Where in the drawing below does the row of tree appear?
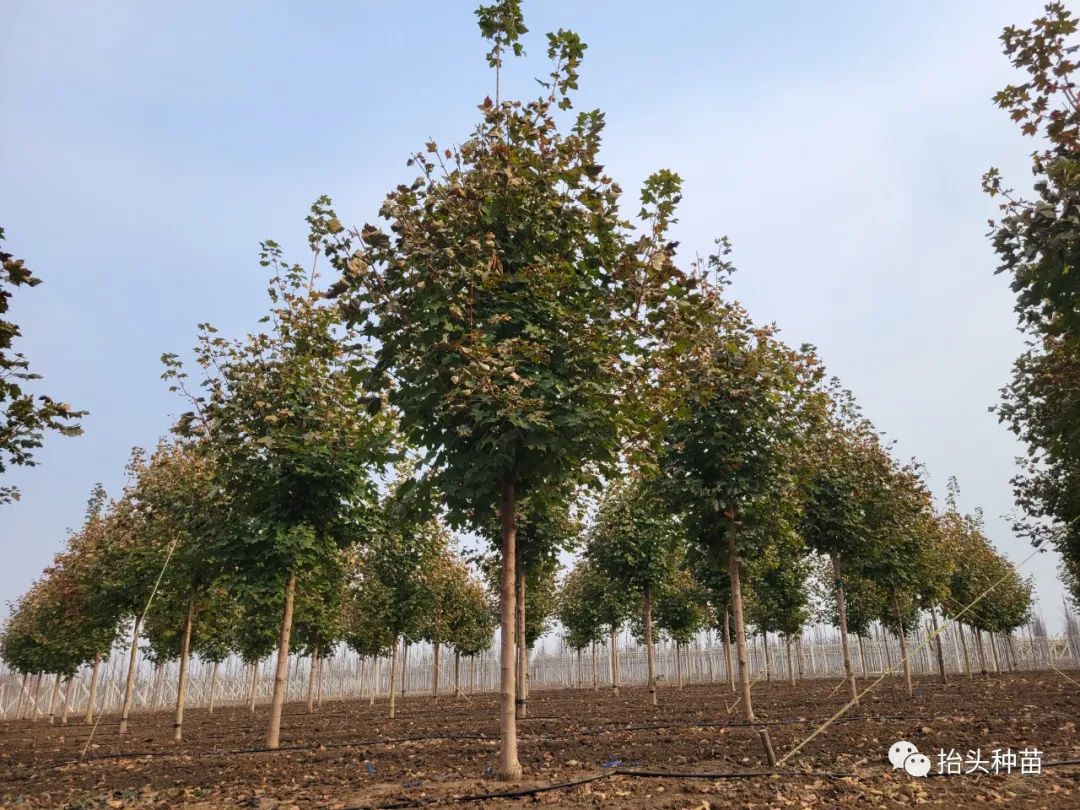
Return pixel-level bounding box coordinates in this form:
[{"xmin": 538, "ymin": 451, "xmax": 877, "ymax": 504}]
[{"xmin": 0, "ymin": 0, "xmax": 1055, "ymax": 782}]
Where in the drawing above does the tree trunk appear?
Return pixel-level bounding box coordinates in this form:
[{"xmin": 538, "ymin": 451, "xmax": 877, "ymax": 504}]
[
  {"xmin": 265, "ymin": 573, "xmax": 297, "ymax": 749},
  {"xmin": 762, "ymin": 631, "xmax": 771, "ymax": 684},
  {"xmin": 796, "ymin": 637, "xmax": 805, "ymax": 679},
  {"xmin": 15, "ymin": 672, "xmax": 27, "ymax": 721},
  {"xmin": 514, "ymin": 554, "xmax": 527, "ymax": 720},
  {"xmin": 928, "ymin": 603, "xmax": 948, "ymax": 685},
  {"xmin": 84, "ymin": 653, "xmax": 101, "ymax": 723},
  {"xmin": 974, "ymin": 627, "xmax": 989, "ymax": 678},
  {"xmin": 400, "ymin": 641, "xmax": 408, "ymax": 696},
  {"xmin": 60, "ymin": 677, "xmax": 72, "ymax": 725},
  {"xmin": 433, "ymin": 641, "xmax": 441, "ymax": 701},
  {"xmin": 119, "ymin": 616, "xmax": 142, "ymax": 735},
  {"xmin": 174, "ymin": 593, "xmax": 196, "ymax": 741},
  {"xmin": 990, "ymin": 632, "xmax": 1002, "ymax": 673},
  {"xmin": 1005, "ymin": 632, "xmax": 1018, "ymax": 672},
  {"xmin": 675, "ymin": 641, "xmax": 683, "ymax": 688},
  {"xmin": 857, "ymin": 634, "xmax": 869, "ymax": 679},
  {"xmin": 151, "ymin": 661, "xmax": 165, "ymax": 710},
  {"xmin": 891, "ymin": 589, "xmax": 913, "ymax": 697},
  {"xmin": 307, "ymin": 636, "xmax": 320, "ymax": 714},
  {"xmin": 723, "ymin": 609, "xmax": 735, "ymax": 692},
  {"xmin": 48, "ymin": 672, "xmax": 61, "ymax": 725},
  {"xmin": 454, "ymin": 649, "xmax": 462, "ymax": 698},
  {"xmin": 785, "ymin": 636, "xmax": 795, "ymax": 685},
  {"xmin": 497, "ymin": 475, "xmax": 523, "ymax": 780},
  {"xmin": 370, "ymin": 657, "xmax": 379, "ymax": 706},
  {"xmin": 644, "ymin": 582, "xmax": 657, "ymax": 706},
  {"xmin": 591, "ymin": 641, "xmax": 598, "ymax": 691},
  {"xmin": 727, "ymin": 526, "xmax": 754, "ymax": 722},
  {"xmin": 609, "ymin": 625, "xmax": 620, "ymax": 694},
  {"xmin": 248, "ymin": 661, "xmax": 258, "ymax": 712},
  {"xmin": 389, "ymin": 637, "xmax": 399, "ymax": 719},
  {"xmin": 879, "ymin": 622, "xmax": 893, "ymax": 672},
  {"xmin": 956, "ymin": 623, "xmax": 971, "ymax": 678},
  {"xmin": 830, "ymin": 552, "xmax": 858, "ymax": 705},
  {"xmin": 208, "ymin": 662, "xmax": 219, "ymax": 713}
]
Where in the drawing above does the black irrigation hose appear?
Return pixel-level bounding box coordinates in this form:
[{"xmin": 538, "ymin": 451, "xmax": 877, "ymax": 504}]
[
  {"xmin": 36, "ymin": 711, "xmax": 1070, "ymax": 767},
  {"xmin": 338, "ymin": 767, "xmax": 857, "ymax": 810}
]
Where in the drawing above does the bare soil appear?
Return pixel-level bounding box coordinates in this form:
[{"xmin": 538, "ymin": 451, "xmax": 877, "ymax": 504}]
[{"xmin": 1, "ymin": 671, "xmax": 1078, "ymax": 808}]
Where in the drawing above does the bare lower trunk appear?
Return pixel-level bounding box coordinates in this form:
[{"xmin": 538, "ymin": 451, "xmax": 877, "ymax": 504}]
[
  {"xmin": 265, "ymin": 573, "xmax": 297, "ymax": 749},
  {"xmin": 727, "ymin": 526, "xmax": 754, "ymax": 722},
  {"xmin": 785, "ymin": 636, "xmax": 795, "ymax": 685},
  {"xmin": 247, "ymin": 661, "xmax": 258, "ymax": 712},
  {"xmin": 514, "ymin": 555, "xmax": 527, "ymax": 720},
  {"xmin": 307, "ymin": 637, "xmax": 320, "ymax": 714},
  {"xmin": 929, "ymin": 603, "xmax": 948, "ymax": 685},
  {"xmin": 48, "ymin": 672, "xmax": 60, "ymax": 725},
  {"xmin": 830, "ymin": 552, "xmax": 858, "ymax": 705},
  {"xmin": 990, "ymin": 632, "xmax": 1002, "ymax": 673},
  {"xmin": 433, "ymin": 641, "xmax": 441, "ymax": 701},
  {"xmin": 974, "ymin": 627, "xmax": 989, "ymax": 678},
  {"xmin": 644, "ymin": 582, "xmax": 657, "ymax": 706},
  {"xmin": 879, "ymin": 622, "xmax": 893, "ymax": 672},
  {"xmin": 174, "ymin": 594, "xmax": 196, "ymax": 741},
  {"xmin": 609, "ymin": 625, "xmax": 620, "ymax": 694},
  {"xmin": 16, "ymin": 672, "xmax": 29, "ymax": 720},
  {"xmin": 401, "ymin": 642, "xmax": 409, "ymax": 696},
  {"xmin": 119, "ymin": 617, "xmax": 142, "ymax": 735},
  {"xmin": 152, "ymin": 662, "xmax": 165, "ymax": 710},
  {"xmin": 1005, "ymin": 632, "xmax": 1018, "ymax": 672},
  {"xmin": 591, "ymin": 641, "xmax": 598, "ymax": 691},
  {"xmin": 858, "ymin": 635, "xmax": 869, "ymax": 679},
  {"xmin": 723, "ymin": 609, "xmax": 735, "ymax": 692},
  {"xmin": 796, "ymin": 637, "xmax": 804, "ymax": 679},
  {"xmin": 762, "ymin": 631, "xmax": 771, "ymax": 684},
  {"xmin": 61, "ymin": 677, "xmax": 72, "ymax": 725},
  {"xmin": 389, "ymin": 637, "xmax": 399, "ymax": 719},
  {"xmin": 497, "ymin": 475, "xmax": 522, "ymax": 780},
  {"xmin": 208, "ymin": 662, "xmax": 219, "ymax": 713},
  {"xmin": 675, "ymin": 641, "xmax": 683, "ymax": 688},
  {"xmin": 454, "ymin": 649, "xmax": 462, "ymax": 698},
  {"xmin": 891, "ymin": 589, "xmax": 913, "ymax": 697}
]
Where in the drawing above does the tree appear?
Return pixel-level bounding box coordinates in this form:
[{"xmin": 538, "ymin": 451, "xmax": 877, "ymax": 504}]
[
  {"xmin": 444, "ymin": 564, "xmax": 495, "ymax": 697},
  {"xmin": 162, "ymin": 237, "xmax": 393, "ymax": 748},
  {"xmin": 650, "ymin": 568, "xmax": 711, "ymax": 688},
  {"xmin": 660, "ymin": 278, "xmax": 821, "ymax": 724},
  {"xmin": 800, "ymin": 384, "xmax": 889, "ymax": 705},
  {"xmin": 743, "ymin": 545, "xmax": 811, "ymax": 686},
  {"xmin": 319, "ymin": 0, "xmax": 688, "ymax": 778},
  {"xmin": 985, "ymin": 4, "xmax": 1080, "ymax": 602},
  {"xmin": 858, "ymin": 458, "xmax": 940, "ymax": 696},
  {"xmin": 587, "ymin": 474, "xmax": 683, "ymax": 705},
  {"xmin": 0, "ymin": 228, "xmax": 85, "ymax": 505},
  {"xmin": 556, "ymin": 558, "xmax": 632, "ymax": 691}
]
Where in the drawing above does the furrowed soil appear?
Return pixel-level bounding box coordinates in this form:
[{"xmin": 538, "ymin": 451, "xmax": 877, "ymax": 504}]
[{"xmin": 2, "ymin": 672, "xmax": 1078, "ymax": 808}]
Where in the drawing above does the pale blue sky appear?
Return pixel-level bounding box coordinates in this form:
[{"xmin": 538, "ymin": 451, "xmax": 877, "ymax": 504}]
[{"xmin": 1, "ymin": 1, "xmax": 1064, "ymax": 625}]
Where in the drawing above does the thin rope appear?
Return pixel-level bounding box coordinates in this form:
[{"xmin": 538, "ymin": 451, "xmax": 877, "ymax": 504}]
[
  {"xmin": 80, "ymin": 534, "xmax": 181, "ymax": 760},
  {"xmin": 776, "ymin": 547, "xmax": 1041, "ymax": 767}
]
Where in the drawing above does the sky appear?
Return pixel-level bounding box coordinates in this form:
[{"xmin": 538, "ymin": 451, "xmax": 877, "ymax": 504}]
[{"xmin": 1, "ymin": 1, "xmax": 1068, "ymax": 628}]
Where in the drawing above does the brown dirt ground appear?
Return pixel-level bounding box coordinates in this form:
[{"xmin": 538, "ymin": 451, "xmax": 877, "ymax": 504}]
[{"xmin": 1, "ymin": 671, "xmax": 1078, "ymax": 809}]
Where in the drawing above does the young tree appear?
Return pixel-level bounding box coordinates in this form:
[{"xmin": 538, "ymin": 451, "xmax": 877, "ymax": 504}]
[
  {"xmin": 800, "ymin": 384, "xmax": 888, "ymax": 705},
  {"xmin": 587, "ymin": 475, "xmax": 684, "ymax": 705},
  {"xmin": 660, "ymin": 279, "xmax": 821, "ymax": 723},
  {"xmin": 444, "ymin": 565, "xmax": 495, "ymax": 697},
  {"xmin": 0, "ymin": 228, "xmax": 85, "ymax": 505},
  {"xmin": 743, "ymin": 545, "xmax": 812, "ymax": 686},
  {"xmin": 858, "ymin": 459, "xmax": 940, "ymax": 696},
  {"xmin": 162, "ymin": 238, "xmax": 392, "ymax": 748},
  {"xmin": 650, "ymin": 568, "xmax": 711, "ymax": 688},
  {"xmin": 319, "ymin": 0, "xmax": 688, "ymax": 777}
]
